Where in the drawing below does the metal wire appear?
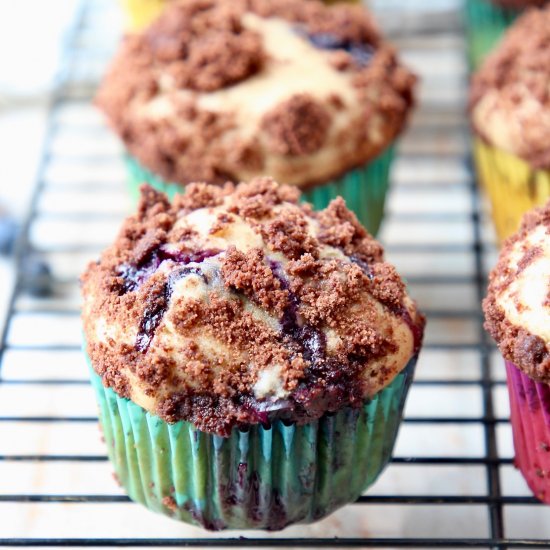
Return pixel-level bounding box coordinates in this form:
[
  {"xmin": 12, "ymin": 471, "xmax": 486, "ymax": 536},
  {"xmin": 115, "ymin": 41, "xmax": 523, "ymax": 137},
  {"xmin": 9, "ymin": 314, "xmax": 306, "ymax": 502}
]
[{"xmin": 1, "ymin": 0, "xmax": 549, "ymax": 547}]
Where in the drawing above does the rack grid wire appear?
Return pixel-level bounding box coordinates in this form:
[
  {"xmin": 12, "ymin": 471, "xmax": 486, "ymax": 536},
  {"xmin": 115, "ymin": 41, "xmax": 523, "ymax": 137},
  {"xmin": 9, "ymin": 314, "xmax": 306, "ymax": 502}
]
[{"xmin": 1, "ymin": 0, "xmax": 550, "ymax": 547}]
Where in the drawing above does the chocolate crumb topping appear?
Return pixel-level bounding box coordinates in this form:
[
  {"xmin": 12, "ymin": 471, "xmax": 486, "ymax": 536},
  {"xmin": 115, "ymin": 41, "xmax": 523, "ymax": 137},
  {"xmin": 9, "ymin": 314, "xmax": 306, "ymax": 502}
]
[
  {"xmin": 484, "ymin": 200, "xmax": 550, "ymax": 381},
  {"xmin": 162, "ymin": 496, "xmax": 178, "ymax": 512},
  {"xmin": 369, "ymin": 263, "xmax": 407, "ymax": 309},
  {"xmin": 173, "ymin": 181, "xmax": 233, "ymax": 212},
  {"xmin": 221, "ymin": 246, "xmax": 290, "ymax": 316},
  {"xmin": 470, "ymin": 7, "xmax": 550, "ymax": 108},
  {"xmin": 261, "ymin": 94, "xmax": 332, "ymax": 156},
  {"xmin": 145, "ymin": 1, "xmax": 265, "ymax": 92},
  {"xmin": 227, "ymin": 176, "xmax": 299, "ymax": 220},
  {"xmin": 82, "ymin": 179, "xmax": 424, "ymax": 436},
  {"xmin": 258, "ymin": 207, "xmax": 319, "ymax": 260}
]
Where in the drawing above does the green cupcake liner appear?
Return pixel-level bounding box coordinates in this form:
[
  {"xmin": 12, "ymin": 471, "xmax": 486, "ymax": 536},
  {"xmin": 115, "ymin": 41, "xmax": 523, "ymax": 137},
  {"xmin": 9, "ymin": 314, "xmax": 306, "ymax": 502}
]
[
  {"xmin": 124, "ymin": 146, "xmax": 394, "ymax": 237},
  {"xmin": 464, "ymin": 0, "xmax": 520, "ymax": 70},
  {"xmin": 301, "ymin": 147, "xmax": 394, "ymax": 236},
  {"xmin": 88, "ymin": 355, "xmax": 416, "ymax": 531},
  {"xmin": 125, "ymin": 155, "xmax": 183, "ymax": 205}
]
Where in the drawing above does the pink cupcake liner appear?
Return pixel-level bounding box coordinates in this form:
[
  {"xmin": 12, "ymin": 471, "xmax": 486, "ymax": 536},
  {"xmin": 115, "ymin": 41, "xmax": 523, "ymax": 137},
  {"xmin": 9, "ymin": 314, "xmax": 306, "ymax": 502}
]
[{"xmin": 506, "ymin": 360, "xmax": 550, "ymax": 502}]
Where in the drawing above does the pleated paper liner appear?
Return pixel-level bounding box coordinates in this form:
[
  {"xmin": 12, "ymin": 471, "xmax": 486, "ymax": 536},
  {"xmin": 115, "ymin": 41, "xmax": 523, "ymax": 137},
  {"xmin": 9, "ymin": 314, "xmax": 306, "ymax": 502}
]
[
  {"xmin": 89, "ymin": 355, "xmax": 416, "ymax": 530},
  {"xmin": 124, "ymin": 145, "xmax": 394, "ymax": 237},
  {"xmin": 506, "ymin": 361, "xmax": 550, "ymax": 503},
  {"xmin": 301, "ymin": 146, "xmax": 394, "ymax": 237},
  {"xmin": 464, "ymin": 0, "xmax": 519, "ymax": 70},
  {"xmin": 473, "ymin": 138, "xmax": 550, "ymax": 243}
]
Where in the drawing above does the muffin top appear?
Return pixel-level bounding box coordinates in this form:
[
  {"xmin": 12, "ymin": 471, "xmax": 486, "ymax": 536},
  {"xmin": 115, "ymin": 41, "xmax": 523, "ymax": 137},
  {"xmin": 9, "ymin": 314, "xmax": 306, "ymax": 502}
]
[
  {"xmin": 96, "ymin": 0, "xmax": 416, "ymax": 188},
  {"xmin": 470, "ymin": 6, "xmax": 550, "ymax": 169},
  {"xmin": 81, "ymin": 179, "xmax": 424, "ymax": 436},
  {"xmin": 484, "ymin": 200, "xmax": 550, "ymax": 381}
]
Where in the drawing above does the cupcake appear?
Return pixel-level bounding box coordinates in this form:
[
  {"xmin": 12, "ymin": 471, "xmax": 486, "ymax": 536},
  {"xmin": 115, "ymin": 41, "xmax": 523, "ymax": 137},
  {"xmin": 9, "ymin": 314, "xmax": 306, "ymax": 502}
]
[
  {"xmin": 464, "ymin": 0, "xmax": 547, "ymax": 70},
  {"xmin": 484, "ymin": 200, "xmax": 550, "ymax": 502},
  {"xmin": 81, "ymin": 178, "xmax": 425, "ymax": 530},
  {"xmin": 469, "ymin": 6, "xmax": 550, "ymax": 243},
  {"xmin": 120, "ymin": 0, "xmax": 362, "ymax": 32},
  {"xmin": 97, "ymin": 0, "xmax": 416, "ymax": 236}
]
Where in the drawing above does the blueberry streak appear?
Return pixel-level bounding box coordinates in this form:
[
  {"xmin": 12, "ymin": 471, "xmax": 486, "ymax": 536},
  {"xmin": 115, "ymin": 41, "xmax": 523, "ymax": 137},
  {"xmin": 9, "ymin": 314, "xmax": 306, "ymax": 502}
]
[
  {"xmin": 126, "ymin": 247, "xmax": 220, "ymax": 353},
  {"xmin": 268, "ymin": 260, "xmax": 358, "ymax": 412},
  {"xmin": 136, "ymin": 266, "xmax": 206, "ymax": 353},
  {"xmin": 119, "ymin": 247, "xmax": 220, "ymax": 295},
  {"xmin": 298, "ymin": 29, "xmax": 375, "ymax": 67}
]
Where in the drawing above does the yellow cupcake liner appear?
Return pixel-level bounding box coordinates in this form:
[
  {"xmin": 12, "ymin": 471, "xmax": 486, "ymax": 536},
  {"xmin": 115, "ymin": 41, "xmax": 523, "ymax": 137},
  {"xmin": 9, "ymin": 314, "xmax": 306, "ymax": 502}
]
[
  {"xmin": 120, "ymin": 0, "xmax": 362, "ymax": 31},
  {"xmin": 119, "ymin": 0, "xmax": 169, "ymax": 31},
  {"xmin": 473, "ymin": 138, "xmax": 550, "ymax": 243}
]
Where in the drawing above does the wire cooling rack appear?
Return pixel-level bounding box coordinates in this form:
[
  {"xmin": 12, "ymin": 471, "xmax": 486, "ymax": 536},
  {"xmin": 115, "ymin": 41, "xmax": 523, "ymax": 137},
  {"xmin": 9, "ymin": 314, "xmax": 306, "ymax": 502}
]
[{"xmin": 2, "ymin": 0, "xmax": 550, "ymax": 547}]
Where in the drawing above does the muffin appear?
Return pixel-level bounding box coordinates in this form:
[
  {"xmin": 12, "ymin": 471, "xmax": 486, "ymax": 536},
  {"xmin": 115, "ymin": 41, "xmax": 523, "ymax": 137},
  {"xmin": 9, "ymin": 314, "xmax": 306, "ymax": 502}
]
[
  {"xmin": 120, "ymin": 0, "xmax": 362, "ymax": 32},
  {"xmin": 81, "ymin": 178, "xmax": 425, "ymax": 530},
  {"xmin": 464, "ymin": 0, "xmax": 547, "ymax": 70},
  {"xmin": 469, "ymin": 6, "xmax": 550, "ymax": 243},
  {"xmin": 97, "ymin": 0, "xmax": 416, "ymax": 236},
  {"xmin": 484, "ymin": 200, "xmax": 550, "ymax": 502}
]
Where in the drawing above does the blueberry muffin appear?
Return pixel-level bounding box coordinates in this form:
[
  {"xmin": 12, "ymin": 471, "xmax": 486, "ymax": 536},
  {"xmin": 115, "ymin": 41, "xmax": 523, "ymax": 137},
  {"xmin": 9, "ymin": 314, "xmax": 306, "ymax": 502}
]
[
  {"xmin": 470, "ymin": 5, "xmax": 550, "ymax": 242},
  {"xmin": 81, "ymin": 178, "xmax": 425, "ymax": 530},
  {"xmin": 97, "ymin": 0, "xmax": 416, "ymax": 235},
  {"xmin": 484, "ymin": 200, "xmax": 550, "ymax": 502}
]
